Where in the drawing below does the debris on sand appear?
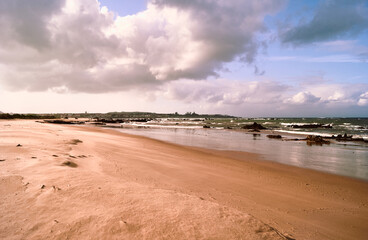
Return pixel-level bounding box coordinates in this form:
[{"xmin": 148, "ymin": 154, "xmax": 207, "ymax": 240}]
[
  {"xmin": 62, "ymin": 161, "xmax": 78, "ymax": 168},
  {"xmin": 52, "ymin": 186, "xmax": 61, "ymax": 191},
  {"xmin": 68, "ymin": 139, "xmax": 83, "ymax": 145},
  {"xmin": 16, "ymin": 144, "xmax": 22, "ymax": 147}
]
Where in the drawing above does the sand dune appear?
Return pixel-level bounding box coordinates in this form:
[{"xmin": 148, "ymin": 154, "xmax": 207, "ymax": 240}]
[{"xmin": 1, "ymin": 120, "xmax": 367, "ymax": 239}]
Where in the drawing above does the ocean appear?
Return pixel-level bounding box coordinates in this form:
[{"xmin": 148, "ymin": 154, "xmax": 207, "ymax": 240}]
[
  {"xmin": 247, "ymin": 117, "xmax": 368, "ymax": 138},
  {"xmin": 109, "ymin": 118, "xmax": 368, "ymax": 180}
]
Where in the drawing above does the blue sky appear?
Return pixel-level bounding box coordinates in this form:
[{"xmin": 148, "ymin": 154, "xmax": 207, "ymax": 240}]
[
  {"xmin": 99, "ymin": 0, "xmax": 147, "ymax": 16},
  {"xmin": 0, "ymin": 0, "xmax": 367, "ymax": 116}
]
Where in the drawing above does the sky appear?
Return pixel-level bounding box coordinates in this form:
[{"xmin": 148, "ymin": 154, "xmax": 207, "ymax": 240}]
[{"xmin": 0, "ymin": 0, "xmax": 367, "ymax": 117}]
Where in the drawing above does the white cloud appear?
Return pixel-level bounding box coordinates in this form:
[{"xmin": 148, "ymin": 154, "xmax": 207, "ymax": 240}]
[
  {"xmin": 358, "ymin": 92, "xmax": 368, "ymax": 106},
  {"xmin": 0, "ymin": 0, "xmax": 285, "ymax": 93},
  {"xmin": 285, "ymin": 91, "xmax": 320, "ymax": 104}
]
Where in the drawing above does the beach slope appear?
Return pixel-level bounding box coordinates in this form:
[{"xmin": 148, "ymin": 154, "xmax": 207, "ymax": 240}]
[{"xmin": 0, "ymin": 120, "xmax": 367, "ymax": 240}]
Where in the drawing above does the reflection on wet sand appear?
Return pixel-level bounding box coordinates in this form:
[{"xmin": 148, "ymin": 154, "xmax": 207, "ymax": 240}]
[{"xmin": 116, "ymin": 127, "xmax": 368, "ymax": 180}]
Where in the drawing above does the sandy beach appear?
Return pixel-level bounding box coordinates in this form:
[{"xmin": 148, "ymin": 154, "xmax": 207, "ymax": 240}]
[{"xmin": 1, "ymin": 120, "xmax": 367, "ymax": 240}]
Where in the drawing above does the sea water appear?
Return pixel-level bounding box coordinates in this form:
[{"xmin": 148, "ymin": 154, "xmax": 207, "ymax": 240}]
[{"xmin": 113, "ymin": 118, "xmax": 368, "ymax": 180}]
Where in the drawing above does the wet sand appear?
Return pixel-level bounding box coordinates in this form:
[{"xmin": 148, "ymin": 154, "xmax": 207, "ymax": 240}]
[{"xmin": 0, "ymin": 120, "xmax": 367, "ymax": 240}]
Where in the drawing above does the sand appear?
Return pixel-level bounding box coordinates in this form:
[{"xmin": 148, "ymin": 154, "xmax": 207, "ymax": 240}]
[{"xmin": 0, "ymin": 120, "xmax": 367, "ymax": 240}]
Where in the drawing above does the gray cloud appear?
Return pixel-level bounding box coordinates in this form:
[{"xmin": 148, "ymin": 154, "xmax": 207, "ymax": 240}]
[
  {"xmin": 0, "ymin": 0, "xmax": 285, "ymax": 93},
  {"xmin": 281, "ymin": 0, "xmax": 368, "ymax": 45},
  {"xmin": 0, "ymin": 0, "xmax": 65, "ymax": 49}
]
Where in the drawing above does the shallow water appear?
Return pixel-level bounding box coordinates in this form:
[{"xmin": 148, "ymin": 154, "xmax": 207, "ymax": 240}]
[{"xmin": 115, "ymin": 127, "xmax": 368, "ymax": 181}]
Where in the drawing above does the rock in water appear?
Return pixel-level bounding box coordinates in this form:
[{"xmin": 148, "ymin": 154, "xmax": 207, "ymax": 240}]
[
  {"xmin": 267, "ymin": 135, "xmax": 282, "ymax": 139},
  {"xmin": 306, "ymin": 135, "xmax": 330, "ymax": 146},
  {"xmin": 242, "ymin": 122, "xmax": 267, "ymax": 130}
]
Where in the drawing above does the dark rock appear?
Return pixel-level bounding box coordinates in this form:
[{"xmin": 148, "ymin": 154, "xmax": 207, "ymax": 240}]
[
  {"xmin": 267, "ymin": 134, "xmax": 282, "ymax": 139},
  {"xmin": 98, "ymin": 119, "xmax": 121, "ymax": 124},
  {"xmin": 284, "ymin": 138, "xmax": 303, "ymax": 141},
  {"xmin": 44, "ymin": 120, "xmax": 85, "ymax": 125},
  {"xmin": 91, "ymin": 122, "xmax": 106, "ymax": 125},
  {"xmin": 203, "ymin": 125, "xmax": 211, "ymax": 128},
  {"xmin": 129, "ymin": 118, "xmax": 151, "ymax": 123},
  {"xmin": 242, "ymin": 122, "xmax": 267, "ymax": 130},
  {"xmin": 16, "ymin": 144, "xmax": 22, "ymax": 147},
  {"xmin": 306, "ymin": 135, "xmax": 330, "ymax": 146},
  {"xmin": 290, "ymin": 124, "xmax": 332, "ymax": 129},
  {"xmin": 329, "ymin": 133, "xmax": 355, "ymax": 141}
]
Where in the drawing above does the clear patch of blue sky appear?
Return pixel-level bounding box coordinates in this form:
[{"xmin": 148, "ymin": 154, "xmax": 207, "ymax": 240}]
[{"xmin": 99, "ymin": 0, "xmax": 147, "ymax": 16}]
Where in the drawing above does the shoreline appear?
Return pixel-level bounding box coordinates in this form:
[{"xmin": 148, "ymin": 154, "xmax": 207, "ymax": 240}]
[
  {"xmin": 1, "ymin": 120, "xmax": 368, "ymax": 239},
  {"xmin": 106, "ymin": 125, "xmax": 368, "ymax": 181}
]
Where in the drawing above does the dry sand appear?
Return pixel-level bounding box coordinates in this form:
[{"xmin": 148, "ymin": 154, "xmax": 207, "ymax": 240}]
[{"xmin": 0, "ymin": 120, "xmax": 367, "ymax": 240}]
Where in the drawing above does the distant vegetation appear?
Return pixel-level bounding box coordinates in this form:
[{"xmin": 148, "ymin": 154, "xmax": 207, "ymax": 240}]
[
  {"xmin": 0, "ymin": 113, "xmax": 57, "ymax": 119},
  {"xmin": 0, "ymin": 111, "xmax": 236, "ymax": 119}
]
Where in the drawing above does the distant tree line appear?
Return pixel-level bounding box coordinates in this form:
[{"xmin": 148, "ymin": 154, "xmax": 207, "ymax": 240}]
[
  {"xmin": 0, "ymin": 113, "xmax": 57, "ymax": 119},
  {"xmin": 0, "ymin": 111, "xmax": 236, "ymax": 120}
]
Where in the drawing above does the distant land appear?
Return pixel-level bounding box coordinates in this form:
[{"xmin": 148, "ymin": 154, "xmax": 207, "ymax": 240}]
[{"xmin": 0, "ymin": 111, "xmax": 236, "ymax": 120}]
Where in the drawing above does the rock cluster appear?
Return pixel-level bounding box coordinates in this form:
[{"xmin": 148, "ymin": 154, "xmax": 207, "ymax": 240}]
[
  {"xmin": 306, "ymin": 135, "xmax": 330, "ymax": 146},
  {"xmin": 267, "ymin": 135, "xmax": 282, "ymax": 139},
  {"xmin": 242, "ymin": 122, "xmax": 267, "ymax": 131}
]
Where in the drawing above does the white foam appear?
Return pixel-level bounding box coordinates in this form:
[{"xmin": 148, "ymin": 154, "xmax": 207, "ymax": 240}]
[
  {"xmin": 122, "ymin": 123, "xmax": 203, "ymax": 129},
  {"xmin": 276, "ymin": 130, "xmax": 332, "ymax": 137}
]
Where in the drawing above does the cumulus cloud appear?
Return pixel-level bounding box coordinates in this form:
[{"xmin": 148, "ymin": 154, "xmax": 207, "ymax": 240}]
[
  {"xmin": 358, "ymin": 92, "xmax": 368, "ymax": 106},
  {"xmin": 281, "ymin": 0, "xmax": 368, "ymax": 45},
  {"xmin": 285, "ymin": 91, "xmax": 320, "ymax": 105},
  {"xmin": 0, "ymin": 0, "xmax": 285, "ymax": 93},
  {"xmin": 153, "ymin": 78, "xmax": 368, "ymax": 112}
]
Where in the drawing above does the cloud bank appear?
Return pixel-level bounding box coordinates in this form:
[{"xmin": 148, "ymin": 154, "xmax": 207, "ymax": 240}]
[
  {"xmin": 153, "ymin": 78, "xmax": 368, "ymax": 116},
  {"xmin": 281, "ymin": 0, "xmax": 368, "ymax": 45},
  {"xmin": 0, "ymin": 0, "xmax": 285, "ymax": 93}
]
